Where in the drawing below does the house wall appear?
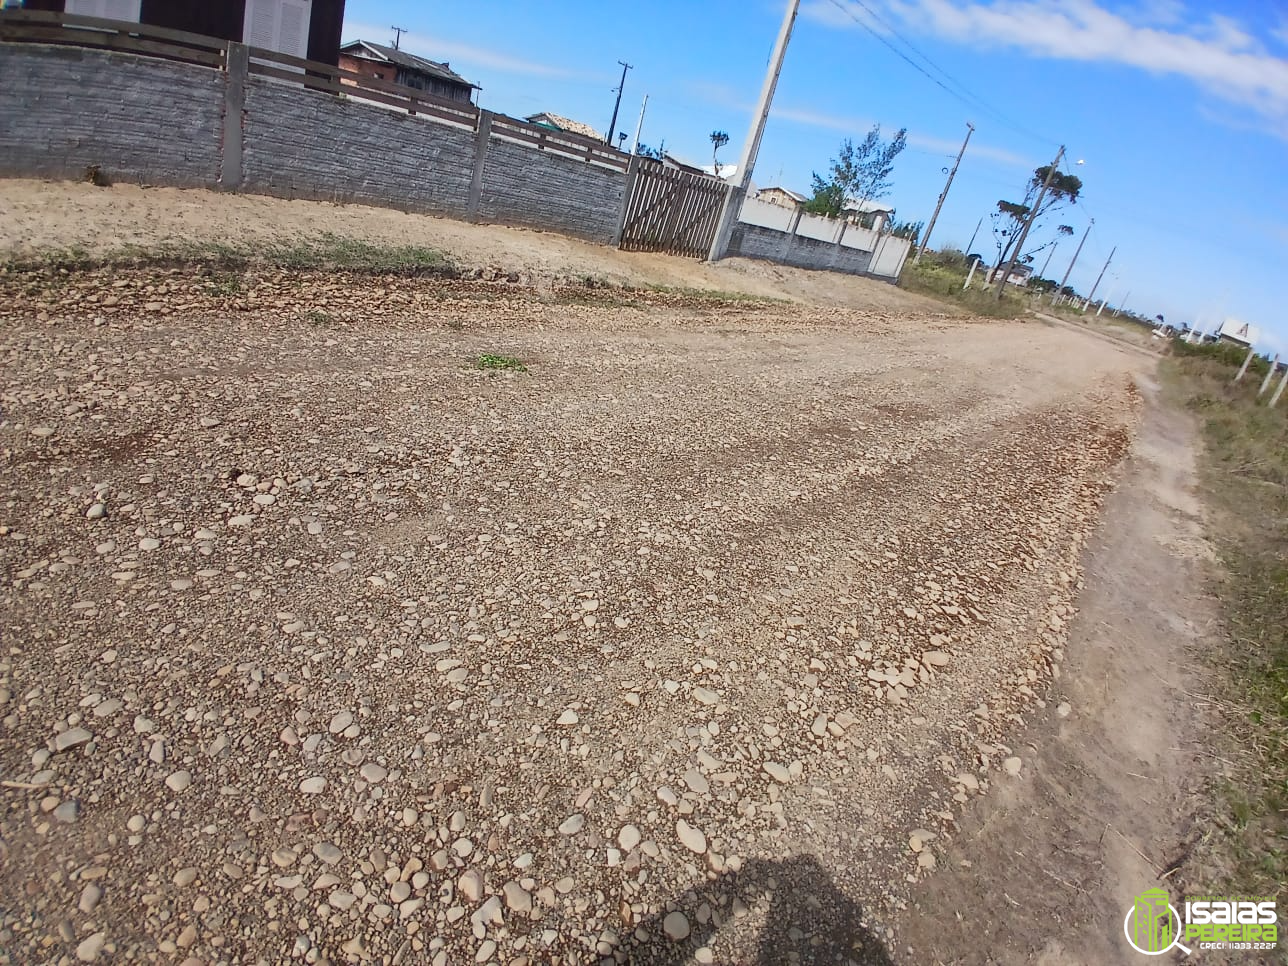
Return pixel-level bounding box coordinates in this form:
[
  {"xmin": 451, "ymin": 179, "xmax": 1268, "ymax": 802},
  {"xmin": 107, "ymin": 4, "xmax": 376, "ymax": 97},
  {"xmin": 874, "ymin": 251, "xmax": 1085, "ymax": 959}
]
[
  {"xmin": 23, "ymin": 0, "xmax": 346, "ymax": 64},
  {"xmin": 0, "ymin": 42, "xmax": 628, "ymax": 244}
]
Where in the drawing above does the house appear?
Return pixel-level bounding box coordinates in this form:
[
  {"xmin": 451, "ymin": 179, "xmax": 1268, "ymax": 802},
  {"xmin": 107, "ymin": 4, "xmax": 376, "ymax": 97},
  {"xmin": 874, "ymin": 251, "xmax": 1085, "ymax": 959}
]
[
  {"xmin": 23, "ymin": 0, "xmax": 347, "ymax": 64},
  {"xmin": 756, "ymin": 186, "xmax": 807, "ymax": 209},
  {"xmin": 526, "ymin": 112, "xmax": 602, "ymax": 143},
  {"xmin": 843, "ymin": 198, "xmax": 895, "ymax": 232},
  {"xmin": 339, "ymin": 39, "xmax": 478, "ymax": 103},
  {"xmin": 1216, "ymin": 318, "xmax": 1261, "ymax": 348},
  {"xmin": 1004, "ymin": 263, "xmax": 1035, "ymax": 287}
]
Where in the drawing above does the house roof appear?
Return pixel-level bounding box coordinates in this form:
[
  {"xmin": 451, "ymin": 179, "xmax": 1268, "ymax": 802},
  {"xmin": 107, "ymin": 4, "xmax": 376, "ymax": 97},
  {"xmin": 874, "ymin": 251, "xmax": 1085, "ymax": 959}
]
[
  {"xmin": 1217, "ymin": 317, "xmax": 1260, "ymax": 346},
  {"xmin": 525, "ymin": 112, "xmax": 603, "ymax": 141},
  {"xmin": 843, "ymin": 198, "xmax": 896, "ymax": 215},
  {"xmin": 339, "ymin": 40, "xmax": 479, "ymax": 89},
  {"xmin": 758, "ymin": 186, "xmax": 807, "ymax": 203}
]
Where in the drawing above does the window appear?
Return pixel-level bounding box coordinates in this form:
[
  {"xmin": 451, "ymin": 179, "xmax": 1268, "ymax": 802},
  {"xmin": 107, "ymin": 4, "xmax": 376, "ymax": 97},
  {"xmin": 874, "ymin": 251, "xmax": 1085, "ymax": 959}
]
[
  {"xmin": 65, "ymin": 0, "xmax": 141, "ymax": 20},
  {"xmin": 242, "ymin": 0, "xmax": 312, "ymax": 58}
]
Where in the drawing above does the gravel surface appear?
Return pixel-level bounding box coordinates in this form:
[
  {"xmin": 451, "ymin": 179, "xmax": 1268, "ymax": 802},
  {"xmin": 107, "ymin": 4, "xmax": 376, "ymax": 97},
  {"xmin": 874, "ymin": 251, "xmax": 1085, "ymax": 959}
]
[{"xmin": 0, "ymin": 265, "xmax": 1138, "ymax": 964}]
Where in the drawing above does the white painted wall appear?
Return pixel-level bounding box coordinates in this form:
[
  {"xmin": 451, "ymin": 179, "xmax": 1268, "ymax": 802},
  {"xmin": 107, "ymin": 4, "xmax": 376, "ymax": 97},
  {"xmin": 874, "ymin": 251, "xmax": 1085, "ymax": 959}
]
[{"xmin": 738, "ymin": 196, "xmax": 794, "ymax": 232}]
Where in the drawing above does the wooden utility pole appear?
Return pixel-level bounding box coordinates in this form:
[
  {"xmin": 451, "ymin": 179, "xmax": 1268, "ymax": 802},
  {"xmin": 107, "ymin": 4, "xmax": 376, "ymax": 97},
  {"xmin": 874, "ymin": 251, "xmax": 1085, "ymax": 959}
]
[
  {"xmin": 1053, "ymin": 219, "xmax": 1091, "ymax": 304},
  {"xmin": 996, "ymin": 146, "xmax": 1064, "ymax": 300},
  {"xmin": 915, "ymin": 122, "xmax": 973, "ymax": 264},
  {"xmin": 709, "ymin": 0, "xmax": 799, "ymax": 261},
  {"xmin": 605, "ymin": 61, "xmax": 633, "ymax": 146},
  {"xmin": 391, "ymin": 26, "xmax": 407, "ymax": 50}
]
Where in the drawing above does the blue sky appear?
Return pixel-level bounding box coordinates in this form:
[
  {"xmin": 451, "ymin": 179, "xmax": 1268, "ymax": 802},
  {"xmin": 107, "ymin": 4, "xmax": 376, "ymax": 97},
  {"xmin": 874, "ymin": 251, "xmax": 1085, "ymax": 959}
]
[{"xmin": 344, "ymin": 0, "xmax": 1288, "ymax": 347}]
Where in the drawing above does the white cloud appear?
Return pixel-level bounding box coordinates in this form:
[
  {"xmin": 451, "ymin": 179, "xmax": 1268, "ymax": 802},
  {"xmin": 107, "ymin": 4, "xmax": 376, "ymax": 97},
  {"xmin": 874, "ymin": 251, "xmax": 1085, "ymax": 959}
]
[
  {"xmin": 807, "ymin": 0, "xmax": 1288, "ymax": 136},
  {"xmin": 341, "ymin": 22, "xmax": 602, "ymax": 84}
]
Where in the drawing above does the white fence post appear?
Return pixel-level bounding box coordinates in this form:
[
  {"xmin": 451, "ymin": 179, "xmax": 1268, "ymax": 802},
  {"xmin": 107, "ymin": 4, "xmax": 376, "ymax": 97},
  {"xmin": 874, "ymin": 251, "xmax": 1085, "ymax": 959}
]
[
  {"xmin": 963, "ymin": 256, "xmax": 979, "ymax": 290},
  {"xmin": 1271, "ymin": 367, "xmax": 1288, "ymax": 408},
  {"xmin": 1234, "ymin": 346, "xmax": 1256, "ymax": 382},
  {"xmin": 1258, "ymin": 355, "xmax": 1280, "ymax": 397}
]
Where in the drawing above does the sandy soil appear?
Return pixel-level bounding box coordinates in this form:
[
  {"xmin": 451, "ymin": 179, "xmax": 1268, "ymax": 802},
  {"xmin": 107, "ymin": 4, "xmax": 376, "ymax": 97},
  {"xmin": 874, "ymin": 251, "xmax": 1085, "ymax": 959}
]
[
  {"xmin": 895, "ymin": 374, "xmax": 1219, "ymax": 964},
  {"xmin": 0, "ymin": 179, "xmax": 947, "ymax": 314}
]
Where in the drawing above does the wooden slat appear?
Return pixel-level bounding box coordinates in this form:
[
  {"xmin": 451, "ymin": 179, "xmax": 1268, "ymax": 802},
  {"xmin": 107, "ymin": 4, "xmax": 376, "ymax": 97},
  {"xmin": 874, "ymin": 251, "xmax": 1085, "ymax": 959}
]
[{"xmin": 0, "ymin": 23, "xmax": 224, "ymax": 66}]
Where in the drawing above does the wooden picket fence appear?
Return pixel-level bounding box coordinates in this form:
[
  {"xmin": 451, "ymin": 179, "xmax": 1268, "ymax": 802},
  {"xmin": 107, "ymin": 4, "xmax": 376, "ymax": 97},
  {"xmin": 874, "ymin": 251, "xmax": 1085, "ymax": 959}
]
[{"xmin": 617, "ymin": 161, "xmax": 729, "ymax": 259}]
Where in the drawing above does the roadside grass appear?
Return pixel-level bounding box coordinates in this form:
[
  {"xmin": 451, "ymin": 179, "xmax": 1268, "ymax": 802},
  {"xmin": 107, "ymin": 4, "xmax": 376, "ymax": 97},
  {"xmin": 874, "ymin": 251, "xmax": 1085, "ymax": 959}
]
[
  {"xmin": 0, "ymin": 233, "xmax": 456, "ymax": 277},
  {"xmin": 898, "ymin": 256, "xmax": 1026, "ymax": 319},
  {"xmin": 475, "ymin": 353, "xmax": 526, "ymax": 372},
  {"xmin": 1164, "ymin": 340, "xmax": 1288, "ymax": 903}
]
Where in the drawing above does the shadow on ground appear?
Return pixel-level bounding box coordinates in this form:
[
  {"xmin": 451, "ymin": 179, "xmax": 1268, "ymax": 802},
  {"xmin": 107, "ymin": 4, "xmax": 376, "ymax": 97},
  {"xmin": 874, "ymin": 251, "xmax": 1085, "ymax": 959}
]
[{"xmin": 622, "ymin": 854, "xmax": 895, "ymax": 965}]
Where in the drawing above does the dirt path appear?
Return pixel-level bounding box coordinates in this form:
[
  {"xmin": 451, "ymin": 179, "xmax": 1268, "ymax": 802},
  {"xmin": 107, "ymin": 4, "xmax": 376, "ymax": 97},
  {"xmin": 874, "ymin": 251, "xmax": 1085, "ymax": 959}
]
[
  {"xmin": 0, "ymin": 259, "xmax": 1139, "ymax": 964},
  {"xmin": 0, "ymin": 178, "xmax": 948, "ymax": 313},
  {"xmin": 895, "ymin": 368, "xmax": 1218, "ymax": 964}
]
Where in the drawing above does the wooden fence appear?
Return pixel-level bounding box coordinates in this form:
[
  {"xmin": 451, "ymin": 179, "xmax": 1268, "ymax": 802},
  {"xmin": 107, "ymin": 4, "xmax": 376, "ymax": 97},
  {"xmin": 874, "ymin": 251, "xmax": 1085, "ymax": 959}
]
[{"xmin": 617, "ymin": 161, "xmax": 729, "ymax": 259}]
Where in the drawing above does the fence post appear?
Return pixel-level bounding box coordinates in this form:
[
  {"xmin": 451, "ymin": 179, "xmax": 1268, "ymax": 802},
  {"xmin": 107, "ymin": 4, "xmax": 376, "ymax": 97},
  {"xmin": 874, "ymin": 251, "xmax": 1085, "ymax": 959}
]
[
  {"xmin": 1234, "ymin": 345, "xmax": 1256, "ymax": 382},
  {"xmin": 466, "ymin": 110, "xmax": 493, "ymax": 222},
  {"xmin": 1257, "ymin": 355, "xmax": 1279, "ymax": 397},
  {"xmin": 787, "ymin": 206, "xmax": 803, "ymax": 236},
  {"xmin": 611, "ymin": 154, "xmax": 641, "ymax": 248},
  {"xmin": 220, "ymin": 42, "xmax": 249, "ymax": 189},
  {"xmin": 963, "ymin": 256, "xmax": 980, "ymax": 289},
  {"xmin": 1271, "ymin": 367, "xmax": 1288, "ymax": 408}
]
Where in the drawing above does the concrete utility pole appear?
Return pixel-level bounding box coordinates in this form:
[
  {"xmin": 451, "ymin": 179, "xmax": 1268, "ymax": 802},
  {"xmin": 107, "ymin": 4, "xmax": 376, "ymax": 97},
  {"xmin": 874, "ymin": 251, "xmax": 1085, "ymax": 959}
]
[
  {"xmin": 1082, "ymin": 245, "xmax": 1115, "ymax": 312},
  {"xmin": 996, "ymin": 145, "xmax": 1064, "ymax": 300},
  {"xmin": 965, "ymin": 216, "xmax": 982, "ymax": 256},
  {"xmin": 1113, "ymin": 291, "xmax": 1130, "ymax": 317},
  {"xmin": 915, "ymin": 122, "xmax": 974, "ymax": 264},
  {"xmin": 963, "ymin": 256, "xmax": 980, "ymax": 289},
  {"xmin": 629, "ymin": 95, "xmax": 648, "ymax": 155},
  {"xmin": 1234, "ymin": 345, "xmax": 1256, "ymax": 382},
  {"xmin": 708, "ymin": 0, "xmax": 799, "ymax": 261},
  {"xmin": 391, "ymin": 26, "xmax": 407, "ymax": 50},
  {"xmin": 605, "ymin": 61, "xmax": 633, "ymax": 146},
  {"xmin": 1053, "ymin": 219, "xmax": 1092, "ymax": 304},
  {"xmin": 1037, "ymin": 241, "xmax": 1059, "ymax": 282}
]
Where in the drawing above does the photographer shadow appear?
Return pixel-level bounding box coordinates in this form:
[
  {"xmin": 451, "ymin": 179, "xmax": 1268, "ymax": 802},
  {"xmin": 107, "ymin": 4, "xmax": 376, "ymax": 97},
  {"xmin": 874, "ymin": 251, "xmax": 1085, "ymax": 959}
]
[{"xmin": 621, "ymin": 853, "xmax": 896, "ymax": 965}]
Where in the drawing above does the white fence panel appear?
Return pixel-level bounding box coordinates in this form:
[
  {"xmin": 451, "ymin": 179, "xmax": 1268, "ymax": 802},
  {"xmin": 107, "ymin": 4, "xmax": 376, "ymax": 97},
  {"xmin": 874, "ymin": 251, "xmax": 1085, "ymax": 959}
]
[
  {"xmin": 795, "ymin": 212, "xmax": 838, "ymax": 241},
  {"xmin": 840, "ymin": 225, "xmax": 879, "ymax": 252},
  {"xmin": 738, "ymin": 196, "xmax": 795, "ymax": 231},
  {"xmin": 870, "ymin": 235, "xmax": 912, "ymax": 277}
]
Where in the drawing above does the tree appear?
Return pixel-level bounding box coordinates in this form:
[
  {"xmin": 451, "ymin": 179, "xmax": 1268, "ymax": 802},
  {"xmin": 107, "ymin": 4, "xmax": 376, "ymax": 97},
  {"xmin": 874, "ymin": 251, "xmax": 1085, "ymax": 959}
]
[
  {"xmin": 804, "ymin": 125, "xmax": 908, "ymax": 218},
  {"xmin": 990, "ymin": 165, "xmax": 1081, "ymax": 277},
  {"xmin": 710, "ymin": 130, "xmax": 730, "ymax": 177},
  {"xmin": 889, "ymin": 218, "xmax": 924, "ymax": 245},
  {"xmin": 635, "ymin": 141, "xmax": 665, "ymax": 161}
]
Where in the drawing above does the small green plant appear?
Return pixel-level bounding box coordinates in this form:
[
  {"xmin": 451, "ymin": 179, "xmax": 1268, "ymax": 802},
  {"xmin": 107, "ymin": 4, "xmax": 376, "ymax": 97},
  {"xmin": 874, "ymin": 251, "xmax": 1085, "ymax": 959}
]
[
  {"xmin": 304, "ymin": 308, "xmax": 333, "ymax": 326},
  {"xmin": 476, "ymin": 353, "xmax": 527, "ymax": 372}
]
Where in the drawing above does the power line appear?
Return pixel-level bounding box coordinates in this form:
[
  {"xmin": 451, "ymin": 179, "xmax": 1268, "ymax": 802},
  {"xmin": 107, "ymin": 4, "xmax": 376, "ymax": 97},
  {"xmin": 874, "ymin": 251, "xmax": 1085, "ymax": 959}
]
[{"xmin": 823, "ymin": 0, "xmax": 1056, "ymax": 146}]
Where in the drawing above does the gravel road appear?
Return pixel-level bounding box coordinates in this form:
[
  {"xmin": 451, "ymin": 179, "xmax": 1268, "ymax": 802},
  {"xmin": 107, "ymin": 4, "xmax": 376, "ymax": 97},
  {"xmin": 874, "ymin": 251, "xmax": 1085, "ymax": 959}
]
[{"xmin": 0, "ymin": 265, "xmax": 1138, "ymax": 964}]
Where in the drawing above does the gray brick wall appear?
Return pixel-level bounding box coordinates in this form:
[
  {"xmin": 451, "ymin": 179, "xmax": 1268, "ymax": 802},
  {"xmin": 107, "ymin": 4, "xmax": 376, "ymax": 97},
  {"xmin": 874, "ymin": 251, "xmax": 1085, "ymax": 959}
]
[
  {"xmin": 0, "ymin": 44, "xmax": 222, "ymax": 186},
  {"xmin": 479, "ymin": 138, "xmax": 625, "ymax": 244},
  {"xmin": 241, "ymin": 78, "xmax": 476, "ymax": 214},
  {"xmin": 729, "ymin": 223, "xmax": 878, "ymax": 277}
]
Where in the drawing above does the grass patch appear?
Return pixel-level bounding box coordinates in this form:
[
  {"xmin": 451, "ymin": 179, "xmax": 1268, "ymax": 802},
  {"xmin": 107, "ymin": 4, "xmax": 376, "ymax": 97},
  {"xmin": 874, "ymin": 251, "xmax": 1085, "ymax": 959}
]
[
  {"xmin": 1164, "ymin": 346, "xmax": 1288, "ymax": 903},
  {"xmin": 0, "ymin": 232, "xmax": 456, "ymax": 278},
  {"xmin": 898, "ymin": 256, "xmax": 1026, "ymax": 319},
  {"xmin": 475, "ymin": 353, "xmax": 527, "ymax": 372}
]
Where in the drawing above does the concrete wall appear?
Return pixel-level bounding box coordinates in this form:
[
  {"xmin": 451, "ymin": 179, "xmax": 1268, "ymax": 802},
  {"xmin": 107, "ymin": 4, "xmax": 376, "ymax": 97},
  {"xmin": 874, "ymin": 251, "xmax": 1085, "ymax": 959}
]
[
  {"xmin": 241, "ymin": 78, "xmax": 477, "ymax": 214},
  {"xmin": 729, "ymin": 223, "xmax": 876, "ymax": 276},
  {"xmin": 0, "ymin": 42, "xmax": 627, "ymax": 244},
  {"xmin": 0, "ymin": 44, "xmax": 223, "ymax": 186},
  {"xmin": 479, "ymin": 137, "xmax": 624, "ymax": 243}
]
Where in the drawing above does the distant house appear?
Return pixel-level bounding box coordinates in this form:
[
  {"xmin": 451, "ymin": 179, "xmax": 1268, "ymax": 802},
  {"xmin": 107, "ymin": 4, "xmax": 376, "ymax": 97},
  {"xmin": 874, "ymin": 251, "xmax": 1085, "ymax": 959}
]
[
  {"xmin": 526, "ymin": 112, "xmax": 602, "ymax": 142},
  {"xmin": 756, "ymin": 186, "xmax": 807, "ymax": 209},
  {"xmin": 1004, "ymin": 263, "xmax": 1034, "ymax": 286},
  {"xmin": 25, "ymin": 0, "xmax": 347, "ymax": 64},
  {"xmin": 843, "ymin": 198, "xmax": 895, "ymax": 232},
  {"xmin": 339, "ymin": 40, "xmax": 478, "ymax": 103},
  {"xmin": 1216, "ymin": 318, "xmax": 1260, "ymax": 348}
]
